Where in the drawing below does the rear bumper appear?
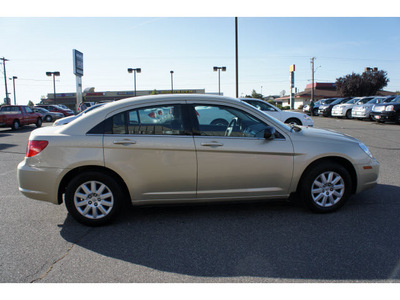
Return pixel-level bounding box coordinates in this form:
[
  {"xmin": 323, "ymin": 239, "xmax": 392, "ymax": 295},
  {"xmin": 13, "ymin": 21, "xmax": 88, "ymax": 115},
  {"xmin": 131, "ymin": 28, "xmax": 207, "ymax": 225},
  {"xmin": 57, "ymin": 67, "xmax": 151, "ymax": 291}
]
[{"xmin": 17, "ymin": 160, "xmax": 64, "ymax": 204}]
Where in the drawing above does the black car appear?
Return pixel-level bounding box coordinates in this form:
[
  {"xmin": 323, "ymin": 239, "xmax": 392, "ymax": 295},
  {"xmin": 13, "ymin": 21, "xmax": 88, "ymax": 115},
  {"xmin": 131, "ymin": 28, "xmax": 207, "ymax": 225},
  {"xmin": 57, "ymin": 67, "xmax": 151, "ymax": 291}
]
[
  {"xmin": 318, "ymin": 97, "xmax": 352, "ymax": 117},
  {"xmin": 370, "ymin": 95, "xmax": 400, "ymax": 123}
]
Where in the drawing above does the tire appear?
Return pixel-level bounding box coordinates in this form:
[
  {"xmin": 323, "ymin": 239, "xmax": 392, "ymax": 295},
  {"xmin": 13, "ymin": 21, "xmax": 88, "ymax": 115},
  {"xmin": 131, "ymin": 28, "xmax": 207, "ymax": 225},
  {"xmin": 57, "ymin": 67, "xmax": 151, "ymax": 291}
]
[
  {"xmin": 210, "ymin": 118, "xmax": 229, "ymax": 127},
  {"xmin": 36, "ymin": 117, "xmax": 42, "ymax": 128},
  {"xmin": 396, "ymin": 112, "xmax": 400, "ymax": 125},
  {"xmin": 285, "ymin": 118, "xmax": 302, "ymax": 125},
  {"xmin": 345, "ymin": 110, "xmax": 352, "ymax": 119},
  {"xmin": 299, "ymin": 161, "xmax": 352, "ymax": 213},
  {"xmin": 312, "ymin": 108, "xmax": 318, "ymax": 116},
  {"xmin": 65, "ymin": 172, "xmax": 124, "ymax": 226},
  {"xmin": 11, "ymin": 120, "xmax": 20, "ymax": 130},
  {"xmin": 45, "ymin": 115, "xmax": 53, "ymax": 122}
]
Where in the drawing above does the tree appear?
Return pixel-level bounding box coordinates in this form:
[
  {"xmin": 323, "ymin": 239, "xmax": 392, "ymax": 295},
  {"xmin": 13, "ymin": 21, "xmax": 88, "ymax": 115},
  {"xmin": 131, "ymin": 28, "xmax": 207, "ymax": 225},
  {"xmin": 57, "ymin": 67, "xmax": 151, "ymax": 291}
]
[
  {"xmin": 335, "ymin": 70, "xmax": 389, "ymax": 97},
  {"xmin": 244, "ymin": 89, "xmax": 264, "ymax": 99},
  {"xmin": 27, "ymin": 101, "xmax": 34, "ymax": 107}
]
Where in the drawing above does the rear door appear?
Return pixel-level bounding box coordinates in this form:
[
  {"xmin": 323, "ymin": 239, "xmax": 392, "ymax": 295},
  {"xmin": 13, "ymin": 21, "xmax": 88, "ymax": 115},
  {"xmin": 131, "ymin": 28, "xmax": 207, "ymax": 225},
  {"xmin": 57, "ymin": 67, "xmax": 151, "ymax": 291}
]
[{"xmin": 103, "ymin": 103, "xmax": 197, "ymax": 202}]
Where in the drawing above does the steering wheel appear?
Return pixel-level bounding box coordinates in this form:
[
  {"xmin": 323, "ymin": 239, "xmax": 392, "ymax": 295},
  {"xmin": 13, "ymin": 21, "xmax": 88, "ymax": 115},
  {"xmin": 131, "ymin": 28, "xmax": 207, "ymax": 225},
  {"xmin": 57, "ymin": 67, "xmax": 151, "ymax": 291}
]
[{"xmin": 225, "ymin": 117, "xmax": 242, "ymax": 137}]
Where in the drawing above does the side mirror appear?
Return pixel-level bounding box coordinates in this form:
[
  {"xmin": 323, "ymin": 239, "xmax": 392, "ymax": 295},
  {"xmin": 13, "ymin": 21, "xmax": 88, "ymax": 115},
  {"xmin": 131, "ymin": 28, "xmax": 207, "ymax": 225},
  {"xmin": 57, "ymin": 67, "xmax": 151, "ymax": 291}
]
[{"xmin": 264, "ymin": 126, "xmax": 276, "ymax": 140}]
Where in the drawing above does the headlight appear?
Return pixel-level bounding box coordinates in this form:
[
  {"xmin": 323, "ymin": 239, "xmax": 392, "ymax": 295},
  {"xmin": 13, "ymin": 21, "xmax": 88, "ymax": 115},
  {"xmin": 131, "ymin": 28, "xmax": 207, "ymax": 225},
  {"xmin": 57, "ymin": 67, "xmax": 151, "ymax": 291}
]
[
  {"xmin": 359, "ymin": 142, "xmax": 373, "ymax": 159},
  {"xmin": 386, "ymin": 105, "xmax": 394, "ymax": 111}
]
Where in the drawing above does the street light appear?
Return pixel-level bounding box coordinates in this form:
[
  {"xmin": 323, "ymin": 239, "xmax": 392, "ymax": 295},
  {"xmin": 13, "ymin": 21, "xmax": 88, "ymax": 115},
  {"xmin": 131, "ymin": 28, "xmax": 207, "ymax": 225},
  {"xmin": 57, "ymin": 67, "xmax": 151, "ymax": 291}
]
[
  {"xmin": 46, "ymin": 71, "xmax": 60, "ymax": 105},
  {"xmin": 9, "ymin": 76, "xmax": 17, "ymax": 105},
  {"xmin": 127, "ymin": 68, "xmax": 141, "ymax": 97},
  {"xmin": 213, "ymin": 66, "xmax": 226, "ymax": 95},
  {"xmin": 170, "ymin": 70, "xmax": 174, "ymax": 93}
]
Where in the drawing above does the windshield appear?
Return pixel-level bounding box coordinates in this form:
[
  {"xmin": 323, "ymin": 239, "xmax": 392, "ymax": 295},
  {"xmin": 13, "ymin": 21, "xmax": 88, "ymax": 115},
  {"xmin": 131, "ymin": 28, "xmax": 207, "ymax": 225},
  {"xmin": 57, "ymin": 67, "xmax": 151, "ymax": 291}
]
[
  {"xmin": 330, "ymin": 98, "xmax": 346, "ymax": 105},
  {"xmin": 390, "ymin": 96, "xmax": 400, "ymax": 103},
  {"xmin": 76, "ymin": 103, "xmax": 105, "ymax": 117}
]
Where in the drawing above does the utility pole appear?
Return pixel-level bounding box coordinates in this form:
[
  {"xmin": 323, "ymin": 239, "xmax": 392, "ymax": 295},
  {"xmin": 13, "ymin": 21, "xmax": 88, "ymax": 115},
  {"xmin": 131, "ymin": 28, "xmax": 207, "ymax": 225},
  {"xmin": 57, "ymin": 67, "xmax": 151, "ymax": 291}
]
[
  {"xmin": 1, "ymin": 57, "xmax": 10, "ymax": 104},
  {"xmin": 235, "ymin": 17, "xmax": 239, "ymax": 98},
  {"xmin": 310, "ymin": 57, "xmax": 315, "ymax": 102}
]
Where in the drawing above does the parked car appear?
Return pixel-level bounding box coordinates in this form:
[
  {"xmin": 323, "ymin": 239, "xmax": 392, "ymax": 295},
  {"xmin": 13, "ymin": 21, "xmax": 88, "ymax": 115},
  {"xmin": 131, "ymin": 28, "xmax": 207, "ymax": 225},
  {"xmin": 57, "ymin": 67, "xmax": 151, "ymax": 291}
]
[
  {"xmin": 36, "ymin": 104, "xmax": 74, "ymax": 117},
  {"xmin": 318, "ymin": 98, "xmax": 352, "ymax": 117},
  {"xmin": 0, "ymin": 105, "xmax": 43, "ymax": 130},
  {"xmin": 331, "ymin": 96, "xmax": 375, "ymax": 119},
  {"xmin": 32, "ymin": 107, "xmax": 64, "ymax": 122},
  {"xmin": 241, "ymin": 98, "xmax": 313, "ymax": 126},
  {"xmin": 370, "ymin": 95, "xmax": 400, "ymax": 123},
  {"xmin": 351, "ymin": 96, "xmax": 396, "ymax": 120},
  {"xmin": 54, "ymin": 103, "xmax": 105, "ymax": 126},
  {"xmin": 17, "ymin": 94, "xmax": 379, "ymax": 226},
  {"xmin": 303, "ymin": 98, "xmax": 336, "ymax": 116},
  {"xmin": 78, "ymin": 102, "xmax": 96, "ymax": 113}
]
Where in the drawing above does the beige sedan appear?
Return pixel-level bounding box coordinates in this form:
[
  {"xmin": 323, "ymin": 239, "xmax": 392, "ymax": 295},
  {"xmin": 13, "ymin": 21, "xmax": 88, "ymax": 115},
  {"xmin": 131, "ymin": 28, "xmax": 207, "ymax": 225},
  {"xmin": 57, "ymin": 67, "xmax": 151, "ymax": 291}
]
[{"xmin": 18, "ymin": 95, "xmax": 379, "ymax": 226}]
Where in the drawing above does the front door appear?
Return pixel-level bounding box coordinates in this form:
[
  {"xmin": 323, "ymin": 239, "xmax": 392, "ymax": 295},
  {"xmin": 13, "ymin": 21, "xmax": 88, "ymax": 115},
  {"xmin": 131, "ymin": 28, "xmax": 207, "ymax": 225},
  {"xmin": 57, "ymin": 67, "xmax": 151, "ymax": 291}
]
[{"xmin": 189, "ymin": 103, "xmax": 294, "ymax": 200}]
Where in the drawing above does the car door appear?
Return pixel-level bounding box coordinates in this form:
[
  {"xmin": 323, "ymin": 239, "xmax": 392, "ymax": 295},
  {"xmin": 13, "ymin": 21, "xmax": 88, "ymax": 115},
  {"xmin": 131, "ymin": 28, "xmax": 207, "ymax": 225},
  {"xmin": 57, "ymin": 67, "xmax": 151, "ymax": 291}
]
[
  {"xmin": 23, "ymin": 106, "xmax": 36, "ymax": 124},
  {"xmin": 188, "ymin": 103, "xmax": 294, "ymax": 200},
  {"xmin": 103, "ymin": 103, "xmax": 197, "ymax": 202}
]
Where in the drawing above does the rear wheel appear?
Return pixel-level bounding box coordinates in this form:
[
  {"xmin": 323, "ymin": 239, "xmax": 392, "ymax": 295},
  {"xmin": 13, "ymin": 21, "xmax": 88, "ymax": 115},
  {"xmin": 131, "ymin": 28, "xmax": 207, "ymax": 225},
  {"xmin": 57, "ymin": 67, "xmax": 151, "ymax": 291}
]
[
  {"xmin": 36, "ymin": 117, "xmax": 42, "ymax": 128},
  {"xmin": 45, "ymin": 115, "xmax": 53, "ymax": 122},
  {"xmin": 11, "ymin": 120, "xmax": 20, "ymax": 130},
  {"xmin": 345, "ymin": 110, "xmax": 352, "ymax": 119},
  {"xmin": 299, "ymin": 161, "xmax": 352, "ymax": 213},
  {"xmin": 65, "ymin": 172, "xmax": 124, "ymax": 226}
]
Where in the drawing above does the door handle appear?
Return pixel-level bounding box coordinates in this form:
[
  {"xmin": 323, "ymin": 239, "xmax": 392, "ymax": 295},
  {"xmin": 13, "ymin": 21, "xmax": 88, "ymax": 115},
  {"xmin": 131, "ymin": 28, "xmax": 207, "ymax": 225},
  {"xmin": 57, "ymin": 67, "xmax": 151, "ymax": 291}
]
[
  {"xmin": 113, "ymin": 139, "xmax": 137, "ymax": 145},
  {"xmin": 201, "ymin": 142, "xmax": 223, "ymax": 147}
]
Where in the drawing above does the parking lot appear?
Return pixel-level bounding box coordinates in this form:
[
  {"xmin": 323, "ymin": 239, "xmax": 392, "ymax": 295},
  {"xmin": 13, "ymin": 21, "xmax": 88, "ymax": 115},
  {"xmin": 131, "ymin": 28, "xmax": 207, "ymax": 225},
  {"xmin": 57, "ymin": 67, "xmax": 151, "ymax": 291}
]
[{"xmin": 1, "ymin": 116, "xmax": 400, "ymax": 283}]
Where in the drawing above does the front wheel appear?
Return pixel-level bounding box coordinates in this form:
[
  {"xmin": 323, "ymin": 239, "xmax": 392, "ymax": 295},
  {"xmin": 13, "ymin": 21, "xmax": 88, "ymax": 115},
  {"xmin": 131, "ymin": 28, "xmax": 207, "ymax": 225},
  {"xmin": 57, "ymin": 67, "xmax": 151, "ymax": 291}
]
[
  {"xmin": 65, "ymin": 172, "xmax": 124, "ymax": 226},
  {"xmin": 299, "ymin": 162, "xmax": 352, "ymax": 213},
  {"xmin": 285, "ymin": 118, "xmax": 302, "ymax": 125}
]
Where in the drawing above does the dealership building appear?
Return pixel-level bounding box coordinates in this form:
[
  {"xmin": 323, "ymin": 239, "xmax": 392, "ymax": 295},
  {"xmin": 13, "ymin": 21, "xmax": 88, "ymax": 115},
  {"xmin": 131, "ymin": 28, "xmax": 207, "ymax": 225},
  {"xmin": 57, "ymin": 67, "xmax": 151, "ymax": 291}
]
[{"xmin": 40, "ymin": 88, "xmax": 207, "ymax": 111}]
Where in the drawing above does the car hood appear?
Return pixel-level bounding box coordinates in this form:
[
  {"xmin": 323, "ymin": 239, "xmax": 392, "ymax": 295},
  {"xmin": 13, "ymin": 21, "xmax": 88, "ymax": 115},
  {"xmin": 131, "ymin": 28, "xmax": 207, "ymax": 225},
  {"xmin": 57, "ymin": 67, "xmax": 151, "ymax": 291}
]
[{"xmin": 294, "ymin": 126, "xmax": 359, "ymax": 144}]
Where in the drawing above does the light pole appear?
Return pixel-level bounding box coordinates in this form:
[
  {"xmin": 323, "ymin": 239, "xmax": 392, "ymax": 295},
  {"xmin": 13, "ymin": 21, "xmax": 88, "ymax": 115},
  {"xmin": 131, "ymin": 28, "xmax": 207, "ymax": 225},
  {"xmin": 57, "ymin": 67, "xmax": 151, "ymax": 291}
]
[
  {"xmin": 127, "ymin": 68, "xmax": 141, "ymax": 97},
  {"xmin": 170, "ymin": 71, "xmax": 174, "ymax": 93},
  {"xmin": 46, "ymin": 71, "xmax": 60, "ymax": 105},
  {"xmin": 9, "ymin": 76, "xmax": 17, "ymax": 105},
  {"xmin": 213, "ymin": 66, "xmax": 226, "ymax": 95},
  {"xmin": 1, "ymin": 57, "xmax": 10, "ymax": 104}
]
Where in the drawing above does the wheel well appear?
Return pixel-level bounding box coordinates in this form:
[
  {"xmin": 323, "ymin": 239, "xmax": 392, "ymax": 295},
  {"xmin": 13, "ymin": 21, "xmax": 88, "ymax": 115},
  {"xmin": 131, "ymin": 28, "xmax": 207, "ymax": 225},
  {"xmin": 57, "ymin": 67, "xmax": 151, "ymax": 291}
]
[
  {"xmin": 57, "ymin": 166, "xmax": 131, "ymax": 205},
  {"xmin": 285, "ymin": 118, "xmax": 301, "ymax": 125},
  {"xmin": 297, "ymin": 157, "xmax": 357, "ymax": 194}
]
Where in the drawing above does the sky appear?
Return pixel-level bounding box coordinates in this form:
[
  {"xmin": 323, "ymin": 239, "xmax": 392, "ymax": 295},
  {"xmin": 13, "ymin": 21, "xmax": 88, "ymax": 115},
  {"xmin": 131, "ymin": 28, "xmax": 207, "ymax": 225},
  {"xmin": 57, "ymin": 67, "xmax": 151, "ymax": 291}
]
[{"xmin": 1, "ymin": 1, "xmax": 400, "ymax": 106}]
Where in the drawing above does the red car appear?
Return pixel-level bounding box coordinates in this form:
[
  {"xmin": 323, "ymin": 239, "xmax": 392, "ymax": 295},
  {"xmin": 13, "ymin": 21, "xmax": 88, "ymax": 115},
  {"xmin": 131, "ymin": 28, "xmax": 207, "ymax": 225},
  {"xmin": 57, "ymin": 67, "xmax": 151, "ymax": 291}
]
[
  {"xmin": 36, "ymin": 105, "xmax": 74, "ymax": 117},
  {"xmin": 0, "ymin": 105, "xmax": 43, "ymax": 130}
]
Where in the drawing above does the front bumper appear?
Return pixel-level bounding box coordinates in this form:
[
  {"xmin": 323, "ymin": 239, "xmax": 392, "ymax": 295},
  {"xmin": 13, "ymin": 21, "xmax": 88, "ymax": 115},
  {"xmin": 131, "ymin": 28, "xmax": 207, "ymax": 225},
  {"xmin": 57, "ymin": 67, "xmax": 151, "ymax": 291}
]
[
  {"xmin": 355, "ymin": 157, "xmax": 380, "ymax": 194},
  {"xmin": 331, "ymin": 110, "xmax": 346, "ymax": 117},
  {"xmin": 370, "ymin": 111, "xmax": 397, "ymax": 122},
  {"xmin": 352, "ymin": 110, "xmax": 370, "ymax": 119}
]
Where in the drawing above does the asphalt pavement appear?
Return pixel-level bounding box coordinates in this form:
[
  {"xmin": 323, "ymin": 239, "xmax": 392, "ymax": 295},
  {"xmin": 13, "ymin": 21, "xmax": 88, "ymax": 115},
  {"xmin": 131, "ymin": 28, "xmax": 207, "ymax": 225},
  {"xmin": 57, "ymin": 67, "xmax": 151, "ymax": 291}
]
[{"xmin": 1, "ymin": 117, "xmax": 399, "ymax": 283}]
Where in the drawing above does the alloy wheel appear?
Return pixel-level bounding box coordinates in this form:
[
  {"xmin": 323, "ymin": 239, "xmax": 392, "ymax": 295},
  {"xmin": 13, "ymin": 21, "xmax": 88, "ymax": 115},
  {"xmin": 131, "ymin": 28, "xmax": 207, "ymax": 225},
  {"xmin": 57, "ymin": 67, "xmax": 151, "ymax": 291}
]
[
  {"xmin": 311, "ymin": 171, "xmax": 345, "ymax": 207},
  {"xmin": 73, "ymin": 180, "xmax": 114, "ymax": 219}
]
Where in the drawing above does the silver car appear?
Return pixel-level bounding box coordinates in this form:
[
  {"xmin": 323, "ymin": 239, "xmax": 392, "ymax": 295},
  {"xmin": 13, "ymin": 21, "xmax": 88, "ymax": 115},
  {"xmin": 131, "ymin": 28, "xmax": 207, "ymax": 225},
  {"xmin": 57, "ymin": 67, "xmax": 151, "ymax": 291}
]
[
  {"xmin": 18, "ymin": 95, "xmax": 379, "ymax": 226},
  {"xmin": 351, "ymin": 96, "xmax": 396, "ymax": 120}
]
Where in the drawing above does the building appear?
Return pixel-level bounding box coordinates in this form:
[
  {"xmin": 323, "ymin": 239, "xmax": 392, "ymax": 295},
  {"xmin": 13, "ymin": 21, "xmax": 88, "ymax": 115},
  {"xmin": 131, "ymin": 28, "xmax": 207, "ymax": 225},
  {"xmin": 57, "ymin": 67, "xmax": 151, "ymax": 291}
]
[
  {"xmin": 40, "ymin": 88, "xmax": 206, "ymax": 111},
  {"xmin": 275, "ymin": 83, "xmax": 396, "ymax": 109}
]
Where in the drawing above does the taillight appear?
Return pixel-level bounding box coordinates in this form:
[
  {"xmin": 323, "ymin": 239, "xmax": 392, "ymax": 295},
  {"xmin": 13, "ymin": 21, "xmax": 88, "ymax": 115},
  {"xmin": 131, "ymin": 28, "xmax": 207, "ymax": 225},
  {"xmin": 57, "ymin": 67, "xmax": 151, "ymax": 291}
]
[{"xmin": 26, "ymin": 140, "xmax": 48, "ymax": 157}]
